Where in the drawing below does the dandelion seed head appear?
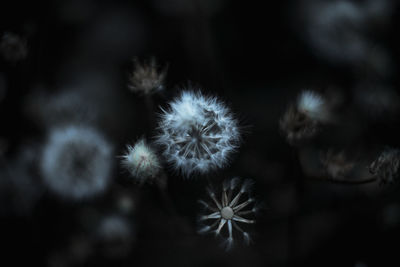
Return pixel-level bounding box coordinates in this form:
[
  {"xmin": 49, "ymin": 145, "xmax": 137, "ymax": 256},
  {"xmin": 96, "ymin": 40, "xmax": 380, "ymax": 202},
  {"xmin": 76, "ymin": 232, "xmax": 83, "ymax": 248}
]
[
  {"xmin": 96, "ymin": 214, "xmax": 134, "ymax": 259},
  {"xmin": 0, "ymin": 32, "xmax": 28, "ymax": 62},
  {"xmin": 121, "ymin": 138, "xmax": 161, "ymax": 183},
  {"xmin": 41, "ymin": 125, "xmax": 113, "ymax": 199},
  {"xmin": 156, "ymin": 90, "xmax": 240, "ymax": 177},
  {"xmin": 297, "ymin": 90, "xmax": 328, "ymax": 121},
  {"xmin": 280, "ymin": 105, "xmax": 318, "ymax": 144},
  {"xmin": 369, "ymin": 148, "xmax": 400, "ymax": 184},
  {"xmin": 280, "ymin": 90, "xmax": 331, "ymax": 144},
  {"xmin": 197, "ymin": 178, "xmax": 257, "ymax": 251}
]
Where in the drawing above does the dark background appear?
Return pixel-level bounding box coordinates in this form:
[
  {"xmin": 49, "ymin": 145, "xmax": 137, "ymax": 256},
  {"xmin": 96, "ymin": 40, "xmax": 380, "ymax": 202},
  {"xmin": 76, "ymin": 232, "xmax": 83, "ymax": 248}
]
[{"xmin": 1, "ymin": 0, "xmax": 400, "ymax": 266}]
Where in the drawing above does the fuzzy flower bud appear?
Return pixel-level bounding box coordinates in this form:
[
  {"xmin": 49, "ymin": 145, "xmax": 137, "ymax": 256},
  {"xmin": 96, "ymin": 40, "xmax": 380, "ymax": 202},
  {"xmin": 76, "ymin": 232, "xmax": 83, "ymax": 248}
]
[
  {"xmin": 155, "ymin": 90, "xmax": 240, "ymax": 177},
  {"xmin": 369, "ymin": 148, "xmax": 400, "ymax": 184},
  {"xmin": 121, "ymin": 138, "xmax": 161, "ymax": 184},
  {"xmin": 128, "ymin": 58, "xmax": 167, "ymax": 95},
  {"xmin": 198, "ymin": 178, "xmax": 258, "ymax": 251}
]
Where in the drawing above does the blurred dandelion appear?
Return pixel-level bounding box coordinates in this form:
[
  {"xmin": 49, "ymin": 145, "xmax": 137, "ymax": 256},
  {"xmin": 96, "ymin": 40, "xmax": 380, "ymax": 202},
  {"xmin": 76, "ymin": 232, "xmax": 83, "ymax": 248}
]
[
  {"xmin": 198, "ymin": 178, "xmax": 258, "ymax": 251},
  {"xmin": 40, "ymin": 125, "xmax": 113, "ymax": 199},
  {"xmin": 95, "ymin": 214, "xmax": 134, "ymax": 258},
  {"xmin": 121, "ymin": 138, "xmax": 162, "ymax": 184},
  {"xmin": 128, "ymin": 58, "xmax": 167, "ymax": 95},
  {"xmin": 369, "ymin": 148, "xmax": 400, "ymax": 185},
  {"xmin": 297, "ymin": 90, "xmax": 329, "ymax": 122},
  {"xmin": 298, "ymin": 0, "xmax": 368, "ymax": 65},
  {"xmin": 280, "ymin": 90, "xmax": 329, "ymax": 144},
  {"xmin": 156, "ymin": 90, "xmax": 240, "ymax": 176},
  {"xmin": 0, "ymin": 144, "xmax": 44, "ymax": 215},
  {"xmin": 354, "ymin": 83, "xmax": 400, "ymax": 118},
  {"xmin": 25, "ymin": 89, "xmax": 100, "ymax": 127},
  {"xmin": 0, "ymin": 32, "xmax": 28, "ymax": 62},
  {"xmin": 298, "ymin": 0, "xmax": 394, "ymax": 68}
]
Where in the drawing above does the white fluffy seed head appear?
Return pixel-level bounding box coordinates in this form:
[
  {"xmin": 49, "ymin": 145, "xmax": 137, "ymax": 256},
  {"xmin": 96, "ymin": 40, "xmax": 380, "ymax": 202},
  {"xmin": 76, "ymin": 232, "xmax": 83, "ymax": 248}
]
[
  {"xmin": 121, "ymin": 139, "xmax": 161, "ymax": 184},
  {"xmin": 155, "ymin": 90, "xmax": 240, "ymax": 177},
  {"xmin": 41, "ymin": 125, "xmax": 113, "ymax": 199},
  {"xmin": 297, "ymin": 90, "xmax": 328, "ymax": 121}
]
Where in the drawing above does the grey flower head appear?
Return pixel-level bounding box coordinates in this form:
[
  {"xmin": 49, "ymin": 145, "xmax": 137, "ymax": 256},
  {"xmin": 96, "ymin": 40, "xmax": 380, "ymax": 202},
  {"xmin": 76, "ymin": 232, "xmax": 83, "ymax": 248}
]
[
  {"xmin": 128, "ymin": 58, "xmax": 167, "ymax": 95},
  {"xmin": 155, "ymin": 90, "xmax": 240, "ymax": 177},
  {"xmin": 41, "ymin": 125, "xmax": 113, "ymax": 199},
  {"xmin": 198, "ymin": 178, "xmax": 258, "ymax": 251},
  {"xmin": 369, "ymin": 148, "xmax": 400, "ymax": 184}
]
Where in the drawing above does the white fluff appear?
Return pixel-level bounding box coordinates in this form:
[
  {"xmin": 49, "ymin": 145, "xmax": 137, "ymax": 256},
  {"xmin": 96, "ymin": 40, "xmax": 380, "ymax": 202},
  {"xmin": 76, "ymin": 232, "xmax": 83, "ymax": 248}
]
[
  {"xmin": 155, "ymin": 90, "xmax": 240, "ymax": 177},
  {"xmin": 121, "ymin": 138, "xmax": 161, "ymax": 183},
  {"xmin": 297, "ymin": 90, "xmax": 328, "ymax": 121}
]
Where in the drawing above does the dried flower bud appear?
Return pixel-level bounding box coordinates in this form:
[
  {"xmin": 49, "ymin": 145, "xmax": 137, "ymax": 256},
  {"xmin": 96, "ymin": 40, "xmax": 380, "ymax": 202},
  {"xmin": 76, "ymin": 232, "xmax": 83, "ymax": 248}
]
[
  {"xmin": 128, "ymin": 58, "xmax": 167, "ymax": 95},
  {"xmin": 0, "ymin": 32, "xmax": 28, "ymax": 62},
  {"xmin": 121, "ymin": 138, "xmax": 162, "ymax": 184},
  {"xmin": 369, "ymin": 148, "xmax": 400, "ymax": 184}
]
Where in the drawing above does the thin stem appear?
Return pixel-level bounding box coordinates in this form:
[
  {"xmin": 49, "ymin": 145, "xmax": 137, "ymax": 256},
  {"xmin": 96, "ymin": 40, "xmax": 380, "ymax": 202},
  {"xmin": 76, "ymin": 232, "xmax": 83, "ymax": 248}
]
[
  {"xmin": 157, "ymin": 171, "xmax": 178, "ymax": 216},
  {"xmin": 307, "ymin": 175, "xmax": 377, "ymax": 185}
]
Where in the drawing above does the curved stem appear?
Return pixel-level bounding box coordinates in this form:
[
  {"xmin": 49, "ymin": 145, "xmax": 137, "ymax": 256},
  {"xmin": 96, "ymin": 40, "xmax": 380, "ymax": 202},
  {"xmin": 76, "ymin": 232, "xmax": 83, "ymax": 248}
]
[{"xmin": 307, "ymin": 175, "xmax": 378, "ymax": 185}]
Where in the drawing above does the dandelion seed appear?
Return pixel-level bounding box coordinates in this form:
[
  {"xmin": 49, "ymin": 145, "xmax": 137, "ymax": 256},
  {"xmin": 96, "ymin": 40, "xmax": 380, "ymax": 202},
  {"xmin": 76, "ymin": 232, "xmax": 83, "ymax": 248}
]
[
  {"xmin": 121, "ymin": 138, "xmax": 161, "ymax": 184},
  {"xmin": 41, "ymin": 125, "xmax": 113, "ymax": 199},
  {"xmin": 155, "ymin": 90, "xmax": 240, "ymax": 176},
  {"xmin": 197, "ymin": 178, "xmax": 257, "ymax": 251}
]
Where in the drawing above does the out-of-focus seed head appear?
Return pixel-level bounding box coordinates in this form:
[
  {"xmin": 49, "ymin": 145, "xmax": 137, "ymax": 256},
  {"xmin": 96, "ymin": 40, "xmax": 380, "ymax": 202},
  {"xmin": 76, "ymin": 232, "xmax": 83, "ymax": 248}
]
[
  {"xmin": 297, "ymin": 90, "xmax": 329, "ymax": 122},
  {"xmin": 0, "ymin": 32, "xmax": 28, "ymax": 62},
  {"xmin": 280, "ymin": 90, "xmax": 329, "ymax": 144},
  {"xmin": 128, "ymin": 58, "xmax": 167, "ymax": 95},
  {"xmin": 369, "ymin": 148, "xmax": 400, "ymax": 184},
  {"xmin": 280, "ymin": 105, "xmax": 319, "ymax": 144},
  {"xmin": 198, "ymin": 178, "xmax": 258, "ymax": 251},
  {"xmin": 121, "ymin": 138, "xmax": 161, "ymax": 184},
  {"xmin": 298, "ymin": 0, "xmax": 367, "ymax": 65},
  {"xmin": 95, "ymin": 214, "xmax": 134, "ymax": 259},
  {"xmin": 155, "ymin": 90, "xmax": 240, "ymax": 177},
  {"xmin": 40, "ymin": 125, "xmax": 113, "ymax": 199}
]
